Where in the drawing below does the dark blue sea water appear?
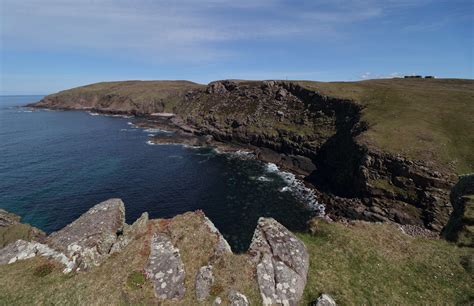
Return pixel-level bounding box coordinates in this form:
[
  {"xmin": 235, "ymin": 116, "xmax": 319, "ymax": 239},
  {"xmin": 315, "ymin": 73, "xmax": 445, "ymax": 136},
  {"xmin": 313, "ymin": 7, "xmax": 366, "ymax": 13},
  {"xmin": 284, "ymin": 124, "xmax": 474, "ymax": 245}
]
[{"xmin": 0, "ymin": 96, "xmax": 314, "ymax": 251}]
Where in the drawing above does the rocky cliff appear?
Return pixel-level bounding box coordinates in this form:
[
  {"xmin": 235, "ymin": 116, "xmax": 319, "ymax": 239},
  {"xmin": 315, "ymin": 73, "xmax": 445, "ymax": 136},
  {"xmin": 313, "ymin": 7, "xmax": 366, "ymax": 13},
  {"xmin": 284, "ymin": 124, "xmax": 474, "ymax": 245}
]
[
  {"xmin": 30, "ymin": 79, "xmax": 474, "ymax": 233},
  {"xmin": 0, "ymin": 200, "xmax": 310, "ymax": 305}
]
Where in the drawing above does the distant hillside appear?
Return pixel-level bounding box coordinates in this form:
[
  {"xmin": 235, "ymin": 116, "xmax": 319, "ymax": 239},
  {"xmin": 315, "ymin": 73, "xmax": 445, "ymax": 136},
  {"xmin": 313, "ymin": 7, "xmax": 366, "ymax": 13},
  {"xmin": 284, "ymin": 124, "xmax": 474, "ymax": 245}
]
[{"xmin": 32, "ymin": 80, "xmax": 204, "ymax": 115}]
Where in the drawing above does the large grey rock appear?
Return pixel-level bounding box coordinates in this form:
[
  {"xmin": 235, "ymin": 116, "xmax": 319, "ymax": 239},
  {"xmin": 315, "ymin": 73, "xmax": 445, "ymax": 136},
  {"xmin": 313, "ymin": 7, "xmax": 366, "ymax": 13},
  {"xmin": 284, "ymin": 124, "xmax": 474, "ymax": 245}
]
[
  {"xmin": 46, "ymin": 198, "xmax": 126, "ymax": 270},
  {"xmin": 228, "ymin": 290, "xmax": 249, "ymax": 306},
  {"xmin": 195, "ymin": 265, "xmax": 214, "ymax": 301},
  {"xmin": 311, "ymin": 293, "xmax": 337, "ymax": 306},
  {"xmin": 249, "ymin": 217, "xmax": 309, "ymax": 306},
  {"xmin": 145, "ymin": 233, "xmax": 185, "ymax": 300},
  {"xmin": 0, "ymin": 240, "xmax": 75, "ymax": 273}
]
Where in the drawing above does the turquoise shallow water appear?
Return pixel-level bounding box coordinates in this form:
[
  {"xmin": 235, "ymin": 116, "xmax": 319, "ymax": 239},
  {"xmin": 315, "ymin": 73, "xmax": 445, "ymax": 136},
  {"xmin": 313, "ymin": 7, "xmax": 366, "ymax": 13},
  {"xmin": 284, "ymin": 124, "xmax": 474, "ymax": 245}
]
[{"xmin": 0, "ymin": 96, "xmax": 314, "ymax": 252}]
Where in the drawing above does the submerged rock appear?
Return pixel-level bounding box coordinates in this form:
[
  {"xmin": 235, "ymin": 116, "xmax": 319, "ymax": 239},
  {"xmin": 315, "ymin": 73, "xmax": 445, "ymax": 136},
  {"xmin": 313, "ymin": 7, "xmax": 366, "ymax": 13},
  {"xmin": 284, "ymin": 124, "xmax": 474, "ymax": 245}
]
[
  {"xmin": 195, "ymin": 265, "xmax": 214, "ymax": 301},
  {"xmin": 145, "ymin": 233, "xmax": 186, "ymax": 300},
  {"xmin": 249, "ymin": 217, "xmax": 309, "ymax": 306},
  {"xmin": 46, "ymin": 198, "xmax": 126, "ymax": 270}
]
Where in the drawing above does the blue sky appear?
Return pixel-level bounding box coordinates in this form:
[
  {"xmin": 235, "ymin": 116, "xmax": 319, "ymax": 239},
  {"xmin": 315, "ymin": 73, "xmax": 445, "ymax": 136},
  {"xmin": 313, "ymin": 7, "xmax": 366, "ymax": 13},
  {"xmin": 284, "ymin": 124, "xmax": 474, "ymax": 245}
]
[{"xmin": 0, "ymin": 0, "xmax": 472, "ymax": 94}]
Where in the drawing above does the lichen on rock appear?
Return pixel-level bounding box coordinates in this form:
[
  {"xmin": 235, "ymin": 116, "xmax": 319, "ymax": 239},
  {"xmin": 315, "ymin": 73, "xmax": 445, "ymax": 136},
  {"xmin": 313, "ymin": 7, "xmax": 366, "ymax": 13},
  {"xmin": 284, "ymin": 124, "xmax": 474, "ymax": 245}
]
[
  {"xmin": 46, "ymin": 198, "xmax": 126, "ymax": 270},
  {"xmin": 144, "ymin": 233, "xmax": 186, "ymax": 300},
  {"xmin": 249, "ymin": 217, "xmax": 309, "ymax": 306}
]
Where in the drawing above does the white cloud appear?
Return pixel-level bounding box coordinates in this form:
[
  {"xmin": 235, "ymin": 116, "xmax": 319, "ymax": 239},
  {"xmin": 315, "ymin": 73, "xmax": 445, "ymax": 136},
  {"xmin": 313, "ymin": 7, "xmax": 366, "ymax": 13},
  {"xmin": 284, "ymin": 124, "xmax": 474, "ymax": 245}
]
[
  {"xmin": 360, "ymin": 71, "xmax": 403, "ymax": 79},
  {"xmin": 0, "ymin": 0, "xmax": 434, "ymax": 63}
]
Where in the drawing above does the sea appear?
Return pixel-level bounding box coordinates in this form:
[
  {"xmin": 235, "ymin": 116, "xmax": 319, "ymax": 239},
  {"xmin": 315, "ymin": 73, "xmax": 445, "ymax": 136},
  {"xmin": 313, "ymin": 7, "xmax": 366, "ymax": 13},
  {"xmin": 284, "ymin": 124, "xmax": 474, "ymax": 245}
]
[{"xmin": 0, "ymin": 95, "xmax": 319, "ymax": 252}]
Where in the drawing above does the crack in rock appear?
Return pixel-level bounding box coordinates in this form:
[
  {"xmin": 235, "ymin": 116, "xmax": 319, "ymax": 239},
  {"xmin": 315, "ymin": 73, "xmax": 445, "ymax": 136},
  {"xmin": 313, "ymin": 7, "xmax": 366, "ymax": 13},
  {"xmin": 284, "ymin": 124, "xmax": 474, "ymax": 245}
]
[
  {"xmin": 144, "ymin": 233, "xmax": 185, "ymax": 300},
  {"xmin": 249, "ymin": 217, "xmax": 309, "ymax": 306}
]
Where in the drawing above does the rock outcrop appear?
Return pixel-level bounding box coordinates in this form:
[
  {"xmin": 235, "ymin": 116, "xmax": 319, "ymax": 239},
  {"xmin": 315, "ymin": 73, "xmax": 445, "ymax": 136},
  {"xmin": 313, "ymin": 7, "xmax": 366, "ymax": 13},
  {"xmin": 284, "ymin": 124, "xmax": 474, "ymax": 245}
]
[
  {"xmin": 0, "ymin": 239, "xmax": 75, "ymax": 273},
  {"xmin": 46, "ymin": 198, "xmax": 126, "ymax": 270},
  {"xmin": 0, "ymin": 199, "xmax": 311, "ymax": 304},
  {"xmin": 144, "ymin": 233, "xmax": 186, "ymax": 300},
  {"xmin": 249, "ymin": 217, "xmax": 309, "ymax": 306},
  {"xmin": 110, "ymin": 212, "xmax": 149, "ymax": 254},
  {"xmin": 195, "ymin": 265, "xmax": 214, "ymax": 301}
]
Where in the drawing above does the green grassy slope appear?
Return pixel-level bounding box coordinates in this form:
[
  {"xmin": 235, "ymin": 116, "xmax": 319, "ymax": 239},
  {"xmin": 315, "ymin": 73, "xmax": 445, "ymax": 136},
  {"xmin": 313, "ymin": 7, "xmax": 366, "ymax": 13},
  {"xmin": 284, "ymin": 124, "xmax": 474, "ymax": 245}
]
[
  {"xmin": 42, "ymin": 80, "xmax": 205, "ymax": 113},
  {"xmin": 298, "ymin": 220, "xmax": 473, "ymax": 305},
  {"xmin": 296, "ymin": 78, "xmax": 474, "ymax": 174}
]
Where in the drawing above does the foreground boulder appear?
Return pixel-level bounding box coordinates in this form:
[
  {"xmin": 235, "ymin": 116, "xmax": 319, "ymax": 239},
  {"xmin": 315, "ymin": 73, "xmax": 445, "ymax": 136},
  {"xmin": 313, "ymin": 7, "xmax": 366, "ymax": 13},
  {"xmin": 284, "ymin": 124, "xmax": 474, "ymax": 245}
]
[
  {"xmin": 145, "ymin": 233, "xmax": 186, "ymax": 300},
  {"xmin": 46, "ymin": 198, "xmax": 126, "ymax": 270},
  {"xmin": 249, "ymin": 217, "xmax": 309, "ymax": 306},
  {"xmin": 195, "ymin": 265, "xmax": 214, "ymax": 301}
]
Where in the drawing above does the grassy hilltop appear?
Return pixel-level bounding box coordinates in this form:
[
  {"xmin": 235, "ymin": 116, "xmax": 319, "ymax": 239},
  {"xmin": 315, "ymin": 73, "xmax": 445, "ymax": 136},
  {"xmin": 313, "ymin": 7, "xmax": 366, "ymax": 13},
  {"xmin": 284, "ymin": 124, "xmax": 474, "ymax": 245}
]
[{"xmin": 297, "ymin": 78, "xmax": 474, "ymax": 174}]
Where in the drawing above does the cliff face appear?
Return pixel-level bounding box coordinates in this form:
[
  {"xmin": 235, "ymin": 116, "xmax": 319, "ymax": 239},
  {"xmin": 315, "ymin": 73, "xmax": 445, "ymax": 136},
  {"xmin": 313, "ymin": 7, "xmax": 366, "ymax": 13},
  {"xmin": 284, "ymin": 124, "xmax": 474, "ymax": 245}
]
[{"xmin": 31, "ymin": 79, "xmax": 467, "ymax": 232}]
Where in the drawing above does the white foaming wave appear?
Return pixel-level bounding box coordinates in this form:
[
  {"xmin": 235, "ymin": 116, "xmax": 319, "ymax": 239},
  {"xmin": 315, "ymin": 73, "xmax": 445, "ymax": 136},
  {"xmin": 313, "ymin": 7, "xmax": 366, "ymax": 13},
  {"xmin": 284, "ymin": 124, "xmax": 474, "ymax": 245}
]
[
  {"xmin": 143, "ymin": 128, "xmax": 173, "ymax": 134},
  {"xmin": 265, "ymin": 163, "xmax": 325, "ymax": 215},
  {"xmin": 257, "ymin": 176, "xmax": 273, "ymax": 182},
  {"xmin": 107, "ymin": 114, "xmax": 133, "ymax": 118},
  {"xmin": 126, "ymin": 122, "xmax": 138, "ymax": 128},
  {"xmin": 145, "ymin": 140, "xmax": 200, "ymax": 149},
  {"xmin": 213, "ymin": 148, "xmax": 255, "ymax": 160},
  {"xmin": 87, "ymin": 111, "xmax": 133, "ymax": 118}
]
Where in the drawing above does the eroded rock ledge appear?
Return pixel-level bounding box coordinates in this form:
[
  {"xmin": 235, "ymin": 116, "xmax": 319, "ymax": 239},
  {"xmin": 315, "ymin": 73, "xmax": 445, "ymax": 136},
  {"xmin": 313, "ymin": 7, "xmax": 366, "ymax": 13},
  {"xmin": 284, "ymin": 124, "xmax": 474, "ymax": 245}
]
[{"xmin": 0, "ymin": 198, "xmax": 310, "ymax": 305}]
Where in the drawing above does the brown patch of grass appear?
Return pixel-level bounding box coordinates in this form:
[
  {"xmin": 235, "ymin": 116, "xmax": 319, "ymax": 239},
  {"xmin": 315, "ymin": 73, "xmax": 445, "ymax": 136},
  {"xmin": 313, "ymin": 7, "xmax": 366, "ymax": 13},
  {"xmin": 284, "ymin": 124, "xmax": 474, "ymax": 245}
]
[{"xmin": 33, "ymin": 262, "xmax": 55, "ymax": 277}]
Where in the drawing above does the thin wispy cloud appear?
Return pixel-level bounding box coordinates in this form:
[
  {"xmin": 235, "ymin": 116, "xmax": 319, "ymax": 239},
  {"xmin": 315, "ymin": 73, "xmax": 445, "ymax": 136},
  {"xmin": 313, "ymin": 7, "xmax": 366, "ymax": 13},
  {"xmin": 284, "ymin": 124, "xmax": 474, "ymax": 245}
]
[
  {"xmin": 1, "ymin": 0, "xmax": 472, "ymax": 94},
  {"xmin": 1, "ymin": 0, "xmax": 433, "ymax": 62}
]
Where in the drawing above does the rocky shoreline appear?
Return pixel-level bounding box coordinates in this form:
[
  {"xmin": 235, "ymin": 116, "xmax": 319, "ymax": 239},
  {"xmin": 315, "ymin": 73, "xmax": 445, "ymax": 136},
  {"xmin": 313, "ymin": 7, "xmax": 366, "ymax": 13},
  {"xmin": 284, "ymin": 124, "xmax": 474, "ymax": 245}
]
[{"xmin": 30, "ymin": 79, "xmax": 459, "ymax": 235}]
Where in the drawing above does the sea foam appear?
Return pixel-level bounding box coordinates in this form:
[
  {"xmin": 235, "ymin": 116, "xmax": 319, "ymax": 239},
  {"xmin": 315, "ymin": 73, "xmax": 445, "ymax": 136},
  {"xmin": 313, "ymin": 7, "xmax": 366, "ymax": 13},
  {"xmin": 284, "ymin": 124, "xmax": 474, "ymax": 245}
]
[{"xmin": 265, "ymin": 163, "xmax": 325, "ymax": 215}]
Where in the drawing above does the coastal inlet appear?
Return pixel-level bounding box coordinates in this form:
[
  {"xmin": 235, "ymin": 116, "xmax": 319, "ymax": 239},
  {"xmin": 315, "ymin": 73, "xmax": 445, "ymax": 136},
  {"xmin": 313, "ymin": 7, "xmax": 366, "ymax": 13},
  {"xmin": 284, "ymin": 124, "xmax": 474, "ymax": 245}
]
[{"xmin": 0, "ymin": 96, "xmax": 321, "ymax": 252}]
